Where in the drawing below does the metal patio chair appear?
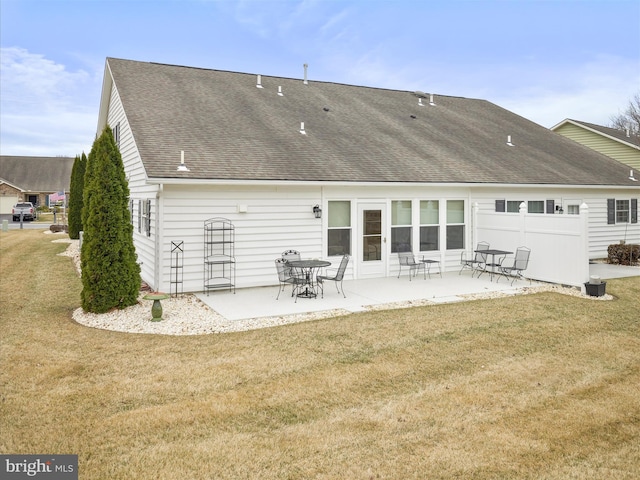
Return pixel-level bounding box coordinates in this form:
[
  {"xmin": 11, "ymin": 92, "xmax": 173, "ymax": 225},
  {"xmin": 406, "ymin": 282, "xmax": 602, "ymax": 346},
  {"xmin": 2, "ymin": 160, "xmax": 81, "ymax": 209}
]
[
  {"xmin": 459, "ymin": 241, "xmax": 490, "ymax": 277},
  {"xmin": 275, "ymin": 258, "xmax": 305, "ymax": 299},
  {"xmin": 497, "ymin": 247, "xmax": 531, "ymax": 285},
  {"xmin": 282, "ymin": 249, "xmax": 301, "ymax": 262},
  {"xmin": 397, "ymin": 251, "xmax": 426, "ymax": 280},
  {"xmin": 317, "ymin": 254, "xmax": 350, "ymax": 298}
]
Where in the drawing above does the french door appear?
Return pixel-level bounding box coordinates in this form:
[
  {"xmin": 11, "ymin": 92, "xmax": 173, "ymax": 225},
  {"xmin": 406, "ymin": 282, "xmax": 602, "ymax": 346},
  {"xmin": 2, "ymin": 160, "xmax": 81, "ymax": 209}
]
[{"xmin": 357, "ymin": 203, "xmax": 387, "ymax": 277}]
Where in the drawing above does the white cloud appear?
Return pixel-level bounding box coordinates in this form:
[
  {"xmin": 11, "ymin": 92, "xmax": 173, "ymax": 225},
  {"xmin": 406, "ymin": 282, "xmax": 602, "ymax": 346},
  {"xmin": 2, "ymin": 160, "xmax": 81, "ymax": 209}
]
[{"xmin": 0, "ymin": 47, "xmax": 100, "ymax": 156}]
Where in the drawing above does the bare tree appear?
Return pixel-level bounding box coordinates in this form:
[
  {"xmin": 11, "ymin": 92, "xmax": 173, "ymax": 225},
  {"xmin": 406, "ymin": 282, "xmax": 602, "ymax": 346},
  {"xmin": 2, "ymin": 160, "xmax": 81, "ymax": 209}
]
[{"xmin": 610, "ymin": 92, "xmax": 640, "ymax": 135}]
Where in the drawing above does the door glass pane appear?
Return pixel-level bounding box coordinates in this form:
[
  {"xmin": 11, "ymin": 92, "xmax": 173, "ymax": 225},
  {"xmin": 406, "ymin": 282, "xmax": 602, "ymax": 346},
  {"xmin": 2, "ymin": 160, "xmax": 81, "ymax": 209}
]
[
  {"xmin": 364, "ymin": 210, "xmax": 381, "ymax": 235},
  {"xmin": 363, "ymin": 210, "xmax": 382, "ymax": 261},
  {"xmin": 363, "ymin": 236, "xmax": 381, "ymax": 261}
]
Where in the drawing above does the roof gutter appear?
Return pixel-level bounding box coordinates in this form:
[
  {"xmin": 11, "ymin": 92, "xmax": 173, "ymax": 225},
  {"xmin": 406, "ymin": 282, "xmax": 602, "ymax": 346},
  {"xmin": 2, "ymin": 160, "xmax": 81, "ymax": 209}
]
[{"xmin": 144, "ymin": 177, "xmax": 640, "ymax": 190}]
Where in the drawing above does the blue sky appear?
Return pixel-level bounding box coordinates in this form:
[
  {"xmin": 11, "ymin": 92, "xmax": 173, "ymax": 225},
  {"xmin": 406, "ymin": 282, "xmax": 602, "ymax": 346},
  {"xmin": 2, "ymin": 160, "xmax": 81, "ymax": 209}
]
[{"xmin": 1, "ymin": 0, "xmax": 639, "ymax": 156}]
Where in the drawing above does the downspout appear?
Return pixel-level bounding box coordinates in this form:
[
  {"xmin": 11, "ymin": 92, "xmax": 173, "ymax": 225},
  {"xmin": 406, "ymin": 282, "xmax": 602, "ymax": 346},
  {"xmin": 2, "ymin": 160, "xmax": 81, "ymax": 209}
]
[{"xmin": 154, "ymin": 184, "xmax": 163, "ymax": 291}]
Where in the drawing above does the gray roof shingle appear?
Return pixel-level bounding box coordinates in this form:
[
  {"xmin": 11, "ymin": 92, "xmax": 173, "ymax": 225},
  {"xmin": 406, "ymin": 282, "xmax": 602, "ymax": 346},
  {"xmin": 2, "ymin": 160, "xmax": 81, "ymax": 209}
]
[
  {"xmin": 107, "ymin": 58, "xmax": 636, "ymax": 186},
  {"xmin": 0, "ymin": 156, "xmax": 74, "ymax": 191}
]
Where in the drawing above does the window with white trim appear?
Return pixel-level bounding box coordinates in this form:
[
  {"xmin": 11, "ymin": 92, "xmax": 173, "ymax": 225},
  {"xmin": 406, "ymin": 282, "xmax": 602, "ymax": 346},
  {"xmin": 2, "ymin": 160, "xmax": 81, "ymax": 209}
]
[
  {"xmin": 391, "ymin": 200, "xmax": 412, "ymax": 253},
  {"xmin": 446, "ymin": 200, "xmax": 465, "ymax": 250},
  {"xmin": 327, "ymin": 201, "xmax": 351, "ymax": 256},
  {"xmin": 419, "ymin": 200, "xmax": 439, "ymax": 251}
]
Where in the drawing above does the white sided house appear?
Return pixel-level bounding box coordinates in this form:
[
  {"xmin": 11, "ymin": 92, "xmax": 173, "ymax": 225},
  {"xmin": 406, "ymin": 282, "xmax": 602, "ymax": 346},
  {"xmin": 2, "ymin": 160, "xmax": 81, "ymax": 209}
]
[{"xmin": 96, "ymin": 58, "xmax": 640, "ymax": 293}]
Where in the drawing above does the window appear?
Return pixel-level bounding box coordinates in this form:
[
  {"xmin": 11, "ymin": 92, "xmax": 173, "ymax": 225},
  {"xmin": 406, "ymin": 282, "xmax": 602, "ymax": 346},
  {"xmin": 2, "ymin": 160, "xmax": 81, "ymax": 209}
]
[
  {"xmin": 391, "ymin": 200, "xmax": 412, "ymax": 253},
  {"xmin": 113, "ymin": 122, "xmax": 121, "ymax": 149},
  {"xmin": 137, "ymin": 200, "xmax": 142, "ymax": 233},
  {"xmin": 527, "ymin": 201, "xmax": 545, "ymax": 214},
  {"xmin": 420, "ymin": 200, "xmax": 439, "ymax": 251},
  {"xmin": 507, "ymin": 201, "xmax": 523, "ymax": 213},
  {"xmin": 607, "ymin": 198, "xmax": 638, "ymax": 224},
  {"xmin": 328, "ymin": 201, "xmax": 351, "ymax": 256},
  {"xmin": 446, "ymin": 200, "xmax": 464, "ymax": 250},
  {"xmin": 567, "ymin": 204, "xmax": 580, "ymax": 215},
  {"xmin": 616, "ymin": 200, "xmax": 630, "ymax": 223},
  {"xmin": 495, "ymin": 200, "xmax": 524, "ymax": 212}
]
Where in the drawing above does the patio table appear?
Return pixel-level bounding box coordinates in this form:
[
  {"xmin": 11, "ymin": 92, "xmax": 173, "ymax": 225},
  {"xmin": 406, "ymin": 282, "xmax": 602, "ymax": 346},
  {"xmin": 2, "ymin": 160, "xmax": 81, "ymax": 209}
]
[
  {"xmin": 476, "ymin": 249, "xmax": 512, "ymax": 281},
  {"xmin": 287, "ymin": 259, "xmax": 331, "ymax": 300}
]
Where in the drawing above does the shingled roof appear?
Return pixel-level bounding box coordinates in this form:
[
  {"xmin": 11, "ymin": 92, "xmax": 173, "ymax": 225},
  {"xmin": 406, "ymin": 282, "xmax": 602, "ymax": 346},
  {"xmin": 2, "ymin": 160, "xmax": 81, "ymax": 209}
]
[
  {"xmin": 0, "ymin": 156, "xmax": 74, "ymax": 191},
  {"xmin": 103, "ymin": 58, "xmax": 636, "ymax": 186}
]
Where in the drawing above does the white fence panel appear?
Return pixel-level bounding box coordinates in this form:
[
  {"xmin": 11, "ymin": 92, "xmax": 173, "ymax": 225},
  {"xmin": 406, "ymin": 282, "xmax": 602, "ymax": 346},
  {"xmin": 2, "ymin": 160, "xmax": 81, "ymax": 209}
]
[{"xmin": 475, "ymin": 202, "xmax": 590, "ymax": 287}]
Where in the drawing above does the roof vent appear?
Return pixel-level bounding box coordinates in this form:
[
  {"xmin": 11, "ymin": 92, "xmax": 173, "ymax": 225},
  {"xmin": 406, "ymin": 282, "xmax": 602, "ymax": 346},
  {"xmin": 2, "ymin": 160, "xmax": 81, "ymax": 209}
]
[
  {"xmin": 278, "ymin": 86, "xmax": 283, "ymax": 96},
  {"xmin": 256, "ymin": 74, "xmax": 263, "ymax": 89},
  {"xmin": 626, "ymin": 128, "xmax": 630, "ymax": 137},
  {"xmin": 299, "ymin": 122, "xmax": 306, "ymax": 135},
  {"xmin": 177, "ymin": 150, "xmax": 190, "ymax": 171},
  {"xmin": 410, "ymin": 114, "xmax": 417, "ymax": 119},
  {"xmin": 303, "ymin": 64, "xmax": 308, "ymax": 85},
  {"xmin": 429, "ymin": 93, "xmax": 436, "ymax": 106},
  {"xmin": 323, "ymin": 106, "xmax": 330, "ymax": 112},
  {"xmin": 506, "ymin": 135, "xmax": 514, "ymax": 147},
  {"xmin": 418, "ymin": 98, "xmax": 424, "ymax": 106},
  {"xmin": 630, "ymin": 169, "xmax": 637, "ymax": 181}
]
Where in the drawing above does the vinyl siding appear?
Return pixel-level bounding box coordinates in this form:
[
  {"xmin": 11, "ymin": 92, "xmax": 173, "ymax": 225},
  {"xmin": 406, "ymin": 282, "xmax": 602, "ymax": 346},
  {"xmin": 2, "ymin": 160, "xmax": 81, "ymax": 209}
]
[
  {"xmin": 106, "ymin": 85, "xmax": 159, "ymax": 288},
  {"xmin": 554, "ymin": 123, "xmax": 640, "ymax": 170}
]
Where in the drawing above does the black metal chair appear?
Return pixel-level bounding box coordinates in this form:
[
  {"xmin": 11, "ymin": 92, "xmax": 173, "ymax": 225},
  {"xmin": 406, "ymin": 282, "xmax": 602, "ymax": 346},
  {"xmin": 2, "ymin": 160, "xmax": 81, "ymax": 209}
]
[
  {"xmin": 459, "ymin": 241, "xmax": 490, "ymax": 277},
  {"xmin": 275, "ymin": 258, "xmax": 305, "ymax": 299},
  {"xmin": 282, "ymin": 249, "xmax": 301, "ymax": 262},
  {"xmin": 498, "ymin": 247, "xmax": 531, "ymax": 285},
  {"xmin": 397, "ymin": 251, "xmax": 426, "ymax": 280},
  {"xmin": 317, "ymin": 254, "xmax": 350, "ymax": 298}
]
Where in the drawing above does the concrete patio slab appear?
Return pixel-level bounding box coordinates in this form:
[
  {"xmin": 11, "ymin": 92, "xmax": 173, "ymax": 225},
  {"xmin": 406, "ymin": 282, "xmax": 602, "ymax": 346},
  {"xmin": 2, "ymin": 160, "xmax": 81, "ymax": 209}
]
[
  {"xmin": 195, "ymin": 263, "xmax": 638, "ymax": 322},
  {"xmin": 196, "ymin": 272, "xmax": 543, "ymax": 321}
]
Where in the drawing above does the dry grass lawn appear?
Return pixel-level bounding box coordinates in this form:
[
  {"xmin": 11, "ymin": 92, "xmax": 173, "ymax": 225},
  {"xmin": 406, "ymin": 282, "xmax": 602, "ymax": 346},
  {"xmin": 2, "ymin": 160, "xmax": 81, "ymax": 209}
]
[{"xmin": 1, "ymin": 230, "xmax": 639, "ymax": 479}]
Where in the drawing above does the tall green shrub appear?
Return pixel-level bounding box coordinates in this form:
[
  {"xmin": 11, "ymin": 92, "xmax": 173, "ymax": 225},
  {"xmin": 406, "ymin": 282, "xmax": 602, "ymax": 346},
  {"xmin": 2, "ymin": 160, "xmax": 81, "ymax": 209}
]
[
  {"xmin": 81, "ymin": 126, "xmax": 140, "ymax": 313},
  {"xmin": 68, "ymin": 153, "xmax": 86, "ymax": 239}
]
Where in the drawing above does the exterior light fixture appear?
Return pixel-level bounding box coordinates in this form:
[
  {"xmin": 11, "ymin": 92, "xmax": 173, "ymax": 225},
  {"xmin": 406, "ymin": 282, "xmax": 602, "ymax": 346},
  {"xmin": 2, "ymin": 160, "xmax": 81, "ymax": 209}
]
[{"xmin": 313, "ymin": 204, "xmax": 322, "ymax": 218}]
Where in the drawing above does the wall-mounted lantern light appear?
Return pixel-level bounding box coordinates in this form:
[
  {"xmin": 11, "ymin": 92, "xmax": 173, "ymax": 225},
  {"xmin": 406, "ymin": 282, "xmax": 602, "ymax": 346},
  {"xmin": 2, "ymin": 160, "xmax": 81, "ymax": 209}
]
[
  {"xmin": 555, "ymin": 205, "xmax": 564, "ymax": 214},
  {"xmin": 313, "ymin": 204, "xmax": 322, "ymax": 218}
]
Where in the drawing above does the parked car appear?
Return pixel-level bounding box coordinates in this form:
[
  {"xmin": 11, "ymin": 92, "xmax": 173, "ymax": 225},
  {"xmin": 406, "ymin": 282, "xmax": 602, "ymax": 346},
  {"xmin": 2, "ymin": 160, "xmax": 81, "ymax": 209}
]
[{"xmin": 12, "ymin": 202, "xmax": 36, "ymax": 221}]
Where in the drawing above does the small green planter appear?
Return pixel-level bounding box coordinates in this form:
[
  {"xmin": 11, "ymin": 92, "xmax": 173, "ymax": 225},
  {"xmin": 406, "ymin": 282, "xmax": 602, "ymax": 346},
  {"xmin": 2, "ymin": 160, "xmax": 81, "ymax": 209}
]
[{"xmin": 143, "ymin": 293, "xmax": 170, "ymax": 321}]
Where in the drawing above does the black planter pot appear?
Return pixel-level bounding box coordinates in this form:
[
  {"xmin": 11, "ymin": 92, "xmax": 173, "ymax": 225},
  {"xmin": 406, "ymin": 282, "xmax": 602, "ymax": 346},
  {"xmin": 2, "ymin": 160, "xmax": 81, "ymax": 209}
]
[{"xmin": 584, "ymin": 281, "xmax": 606, "ymax": 297}]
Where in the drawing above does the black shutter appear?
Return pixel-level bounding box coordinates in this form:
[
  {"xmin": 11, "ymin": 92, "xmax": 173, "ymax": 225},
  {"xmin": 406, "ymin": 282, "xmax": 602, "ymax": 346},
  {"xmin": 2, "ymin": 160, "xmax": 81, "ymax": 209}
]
[
  {"xmin": 632, "ymin": 199, "xmax": 638, "ymax": 224},
  {"xmin": 146, "ymin": 199, "xmax": 152, "ymax": 237},
  {"xmin": 607, "ymin": 199, "xmax": 615, "ymax": 224},
  {"xmin": 546, "ymin": 199, "xmax": 555, "ymax": 214},
  {"xmin": 495, "ymin": 199, "xmax": 505, "ymax": 212}
]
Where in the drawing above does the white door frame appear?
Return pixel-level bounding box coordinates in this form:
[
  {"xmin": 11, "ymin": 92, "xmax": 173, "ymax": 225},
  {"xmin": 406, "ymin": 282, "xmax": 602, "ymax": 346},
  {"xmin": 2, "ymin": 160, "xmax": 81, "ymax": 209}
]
[{"xmin": 356, "ymin": 202, "xmax": 388, "ymax": 278}]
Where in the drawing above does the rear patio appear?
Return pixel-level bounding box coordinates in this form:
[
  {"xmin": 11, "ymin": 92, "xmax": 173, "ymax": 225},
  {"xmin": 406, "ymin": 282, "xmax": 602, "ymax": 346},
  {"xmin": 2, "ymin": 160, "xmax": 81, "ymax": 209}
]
[{"xmin": 195, "ymin": 262, "xmax": 639, "ymax": 322}]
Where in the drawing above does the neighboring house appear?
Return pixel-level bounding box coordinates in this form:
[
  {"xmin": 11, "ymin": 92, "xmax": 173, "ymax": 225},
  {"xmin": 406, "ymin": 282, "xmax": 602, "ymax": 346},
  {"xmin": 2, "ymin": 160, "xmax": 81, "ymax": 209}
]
[
  {"xmin": 0, "ymin": 156, "xmax": 74, "ymax": 214},
  {"xmin": 551, "ymin": 119, "xmax": 640, "ymax": 171},
  {"xmin": 97, "ymin": 58, "xmax": 639, "ymax": 293}
]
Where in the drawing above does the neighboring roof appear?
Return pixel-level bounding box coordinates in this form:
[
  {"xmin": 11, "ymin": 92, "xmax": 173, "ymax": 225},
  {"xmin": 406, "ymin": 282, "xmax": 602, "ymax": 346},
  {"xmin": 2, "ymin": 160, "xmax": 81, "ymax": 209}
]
[
  {"xmin": 551, "ymin": 119, "xmax": 640, "ymax": 151},
  {"xmin": 0, "ymin": 156, "xmax": 74, "ymax": 191},
  {"xmin": 102, "ymin": 58, "xmax": 637, "ymax": 187}
]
